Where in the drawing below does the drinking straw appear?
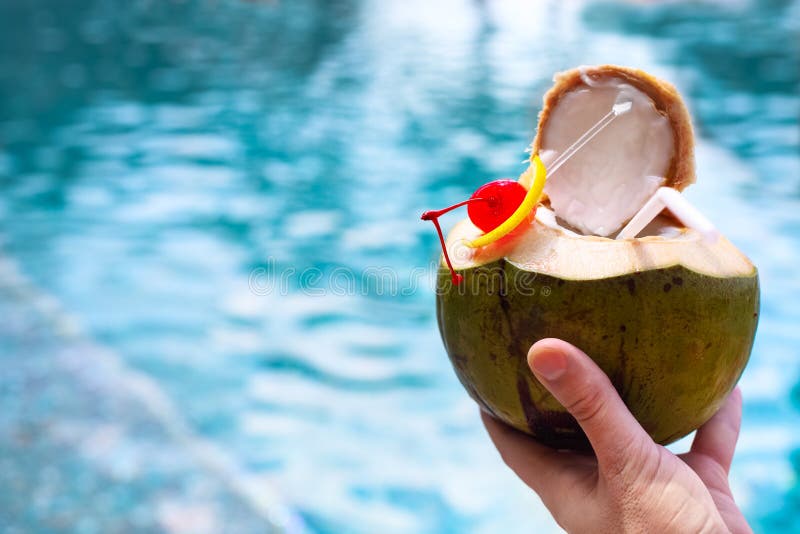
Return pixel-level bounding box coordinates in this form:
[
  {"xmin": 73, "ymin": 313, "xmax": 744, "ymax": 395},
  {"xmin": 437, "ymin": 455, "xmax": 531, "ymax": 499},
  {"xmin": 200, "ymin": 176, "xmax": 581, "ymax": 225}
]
[{"xmin": 616, "ymin": 186, "xmax": 720, "ymax": 242}]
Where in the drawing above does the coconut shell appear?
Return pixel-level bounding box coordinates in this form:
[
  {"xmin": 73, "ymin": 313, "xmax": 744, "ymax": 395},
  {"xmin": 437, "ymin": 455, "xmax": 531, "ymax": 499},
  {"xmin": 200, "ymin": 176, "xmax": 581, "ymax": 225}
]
[
  {"xmin": 436, "ymin": 260, "xmax": 758, "ymax": 449},
  {"xmin": 437, "ymin": 215, "xmax": 758, "ymax": 449},
  {"xmin": 530, "ymin": 65, "xmax": 696, "ymax": 192},
  {"xmin": 431, "ymin": 67, "xmax": 758, "ymax": 451}
]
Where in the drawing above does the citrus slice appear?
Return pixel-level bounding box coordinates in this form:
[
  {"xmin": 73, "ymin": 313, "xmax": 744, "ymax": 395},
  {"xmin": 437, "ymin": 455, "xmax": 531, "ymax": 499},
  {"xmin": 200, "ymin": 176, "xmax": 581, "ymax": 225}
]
[{"xmin": 466, "ymin": 154, "xmax": 547, "ymax": 248}]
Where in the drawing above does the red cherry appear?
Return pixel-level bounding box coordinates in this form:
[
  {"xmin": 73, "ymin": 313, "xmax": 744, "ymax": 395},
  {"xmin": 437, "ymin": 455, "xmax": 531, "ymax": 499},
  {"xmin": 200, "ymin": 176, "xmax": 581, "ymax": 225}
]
[
  {"xmin": 467, "ymin": 179, "xmax": 527, "ymax": 233},
  {"xmin": 421, "ymin": 178, "xmax": 529, "ymax": 285}
]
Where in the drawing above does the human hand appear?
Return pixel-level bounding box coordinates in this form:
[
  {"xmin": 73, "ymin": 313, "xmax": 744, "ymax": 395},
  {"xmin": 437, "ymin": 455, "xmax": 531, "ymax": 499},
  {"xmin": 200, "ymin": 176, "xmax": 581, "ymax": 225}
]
[{"xmin": 482, "ymin": 338, "xmax": 752, "ymax": 534}]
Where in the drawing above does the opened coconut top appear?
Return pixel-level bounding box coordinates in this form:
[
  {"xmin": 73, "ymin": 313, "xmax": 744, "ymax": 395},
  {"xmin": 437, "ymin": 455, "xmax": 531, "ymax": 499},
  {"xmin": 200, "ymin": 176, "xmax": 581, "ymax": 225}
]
[
  {"xmin": 531, "ymin": 65, "xmax": 696, "ymax": 237},
  {"xmin": 427, "ymin": 65, "xmax": 757, "ymax": 283},
  {"xmin": 445, "ymin": 210, "xmax": 755, "ymax": 280}
]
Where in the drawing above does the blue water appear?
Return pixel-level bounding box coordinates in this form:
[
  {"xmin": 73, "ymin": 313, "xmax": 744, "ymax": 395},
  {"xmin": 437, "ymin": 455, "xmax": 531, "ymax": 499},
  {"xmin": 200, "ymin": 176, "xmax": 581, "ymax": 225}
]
[{"xmin": 0, "ymin": 0, "xmax": 798, "ymax": 532}]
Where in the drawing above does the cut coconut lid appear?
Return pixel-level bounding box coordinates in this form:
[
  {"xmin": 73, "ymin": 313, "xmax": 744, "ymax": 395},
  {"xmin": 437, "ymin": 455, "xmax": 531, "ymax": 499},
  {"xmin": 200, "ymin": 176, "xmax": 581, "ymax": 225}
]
[
  {"xmin": 532, "ymin": 65, "xmax": 696, "ymax": 237},
  {"xmin": 533, "ymin": 79, "xmax": 718, "ymax": 244}
]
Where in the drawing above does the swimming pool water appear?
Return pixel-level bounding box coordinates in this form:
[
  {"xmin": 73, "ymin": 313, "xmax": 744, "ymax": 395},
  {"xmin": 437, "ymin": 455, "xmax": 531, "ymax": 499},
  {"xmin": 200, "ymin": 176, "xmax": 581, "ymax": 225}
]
[{"xmin": 0, "ymin": 0, "xmax": 798, "ymax": 532}]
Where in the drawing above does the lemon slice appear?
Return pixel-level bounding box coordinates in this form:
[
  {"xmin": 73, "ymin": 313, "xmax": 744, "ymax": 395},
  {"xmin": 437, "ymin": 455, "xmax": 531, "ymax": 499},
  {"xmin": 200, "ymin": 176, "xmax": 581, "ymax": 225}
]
[{"xmin": 466, "ymin": 155, "xmax": 547, "ymax": 248}]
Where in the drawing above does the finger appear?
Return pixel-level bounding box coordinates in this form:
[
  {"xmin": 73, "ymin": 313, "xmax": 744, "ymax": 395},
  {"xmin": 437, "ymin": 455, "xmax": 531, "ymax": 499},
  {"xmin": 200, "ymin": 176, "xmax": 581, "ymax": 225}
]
[
  {"xmin": 527, "ymin": 338, "xmax": 652, "ymax": 477},
  {"xmin": 690, "ymin": 387, "xmax": 743, "ymax": 474},
  {"xmin": 480, "ymin": 410, "xmax": 583, "ymax": 500}
]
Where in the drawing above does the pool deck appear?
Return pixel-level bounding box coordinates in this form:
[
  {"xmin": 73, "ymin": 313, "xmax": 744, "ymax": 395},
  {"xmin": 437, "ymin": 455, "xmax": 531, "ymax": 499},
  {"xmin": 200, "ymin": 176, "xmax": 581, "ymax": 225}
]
[{"xmin": 0, "ymin": 255, "xmax": 299, "ymax": 533}]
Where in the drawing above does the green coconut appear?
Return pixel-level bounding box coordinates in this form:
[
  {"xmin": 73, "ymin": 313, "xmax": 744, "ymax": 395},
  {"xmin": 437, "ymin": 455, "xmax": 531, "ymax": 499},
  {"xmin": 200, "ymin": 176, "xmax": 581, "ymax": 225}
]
[{"xmin": 435, "ymin": 66, "xmax": 759, "ymax": 449}]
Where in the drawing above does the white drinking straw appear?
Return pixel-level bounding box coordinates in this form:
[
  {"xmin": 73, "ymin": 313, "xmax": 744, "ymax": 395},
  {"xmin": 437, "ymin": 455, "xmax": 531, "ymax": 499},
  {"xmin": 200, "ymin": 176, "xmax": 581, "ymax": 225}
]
[
  {"xmin": 616, "ymin": 187, "xmax": 720, "ymax": 243},
  {"xmin": 547, "ymin": 99, "xmax": 633, "ymax": 178}
]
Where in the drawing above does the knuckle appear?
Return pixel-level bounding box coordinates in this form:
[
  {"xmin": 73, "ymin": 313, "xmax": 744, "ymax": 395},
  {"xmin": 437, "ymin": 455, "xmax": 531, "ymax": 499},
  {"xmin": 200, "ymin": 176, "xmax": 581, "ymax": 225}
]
[{"xmin": 565, "ymin": 382, "xmax": 607, "ymax": 426}]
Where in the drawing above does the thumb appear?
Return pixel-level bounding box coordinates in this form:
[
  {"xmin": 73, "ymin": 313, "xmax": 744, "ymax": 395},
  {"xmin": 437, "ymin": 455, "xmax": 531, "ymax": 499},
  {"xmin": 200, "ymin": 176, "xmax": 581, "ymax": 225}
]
[{"xmin": 528, "ymin": 338, "xmax": 653, "ymax": 476}]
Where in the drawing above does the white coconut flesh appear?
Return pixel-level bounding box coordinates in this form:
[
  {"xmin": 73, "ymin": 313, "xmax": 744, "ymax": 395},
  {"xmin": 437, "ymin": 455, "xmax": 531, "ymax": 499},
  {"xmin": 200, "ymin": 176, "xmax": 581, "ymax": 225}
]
[
  {"xmin": 539, "ymin": 78, "xmax": 675, "ymax": 237},
  {"xmin": 444, "ymin": 208, "xmax": 755, "ymax": 280}
]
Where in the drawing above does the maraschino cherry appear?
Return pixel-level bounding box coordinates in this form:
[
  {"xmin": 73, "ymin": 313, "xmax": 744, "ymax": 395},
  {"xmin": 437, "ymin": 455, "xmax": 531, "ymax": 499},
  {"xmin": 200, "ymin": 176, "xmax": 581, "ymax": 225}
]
[
  {"xmin": 467, "ymin": 180, "xmax": 527, "ymax": 233},
  {"xmin": 421, "ymin": 179, "xmax": 529, "ymax": 285}
]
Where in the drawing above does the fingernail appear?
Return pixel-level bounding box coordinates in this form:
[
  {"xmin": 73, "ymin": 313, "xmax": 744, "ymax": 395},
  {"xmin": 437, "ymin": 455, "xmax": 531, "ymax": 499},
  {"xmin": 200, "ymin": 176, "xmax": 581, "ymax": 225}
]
[{"xmin": 530, "ymin": 347, "xmax": 567, "ymax": 381}]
